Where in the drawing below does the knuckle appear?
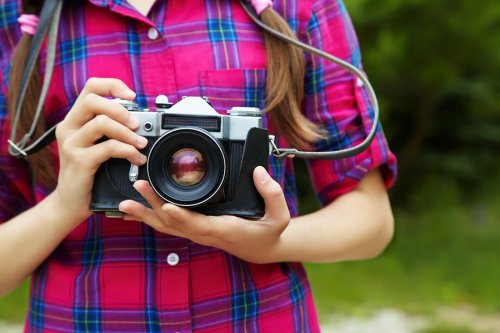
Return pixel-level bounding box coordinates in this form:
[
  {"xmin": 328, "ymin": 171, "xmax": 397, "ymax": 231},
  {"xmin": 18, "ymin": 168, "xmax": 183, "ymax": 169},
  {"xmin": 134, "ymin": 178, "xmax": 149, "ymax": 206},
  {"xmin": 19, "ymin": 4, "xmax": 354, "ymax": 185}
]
[
  {"xmin": 197, "ymin": 221, "xmax": 212, "ymax": 238},
  {"xmin": 60, "ymin": 137, "xmax": 75, "ymax": 155},
  {"xmin": 55, "ymin": 124, "xmax": 65, "ymax": 141},
  {"xmin": 75, "ymin": 152, "xmax": 91, "ymax": 168},
  {"xmin": 280, "ymin": 211, "xmax": 291, "ymax": 224},
  {"xmin": 67, "ymin": 149, "xmax": 84, "ymax": 165},
  {"xmin": 267, "ymin": 183, "xmax": 283, "ymax": 198},
  {"xmin": 81, "ymin": 93, "xmax": 98, "ymax": 109},
  {"xmin": 85, "ymin": 77, "xmax": 99, "ymax": 90},
  {"xmin": 94, "ymin": 114, "xmax": 109, "ymax": 129},
  {"xmin": 103, "ymin": 139, "xmax": 120, "ymax": 153}
]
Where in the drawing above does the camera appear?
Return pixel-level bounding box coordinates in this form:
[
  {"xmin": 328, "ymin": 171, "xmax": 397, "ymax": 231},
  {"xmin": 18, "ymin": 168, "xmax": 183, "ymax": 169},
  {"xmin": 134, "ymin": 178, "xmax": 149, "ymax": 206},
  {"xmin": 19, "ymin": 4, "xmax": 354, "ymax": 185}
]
[{"xmin": 90, "ymin": 96, "xmax": 270, "ymax": 219}]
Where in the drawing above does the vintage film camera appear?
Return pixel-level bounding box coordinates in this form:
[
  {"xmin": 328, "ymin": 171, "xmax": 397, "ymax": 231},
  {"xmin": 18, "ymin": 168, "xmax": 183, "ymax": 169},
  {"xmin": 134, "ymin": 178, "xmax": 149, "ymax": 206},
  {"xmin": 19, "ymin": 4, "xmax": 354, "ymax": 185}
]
[{"xmin": 90, "ymin": 96, "xmax": 270, "ymax": 219}]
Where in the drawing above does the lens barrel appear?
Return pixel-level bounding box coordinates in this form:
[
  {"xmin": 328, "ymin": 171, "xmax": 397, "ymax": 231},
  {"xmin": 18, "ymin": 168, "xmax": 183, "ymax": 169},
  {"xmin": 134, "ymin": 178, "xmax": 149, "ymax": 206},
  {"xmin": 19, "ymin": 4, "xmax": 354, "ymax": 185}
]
[{"xmin": 147, "ymin": 128, "xmax": 227, "ymax": 206}]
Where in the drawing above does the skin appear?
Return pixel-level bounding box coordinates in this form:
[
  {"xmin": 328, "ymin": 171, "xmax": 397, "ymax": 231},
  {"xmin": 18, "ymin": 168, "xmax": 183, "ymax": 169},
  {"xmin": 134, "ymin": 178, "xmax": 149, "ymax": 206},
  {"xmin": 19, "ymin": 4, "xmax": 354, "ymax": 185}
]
[
  {"xmin": 0, "ymin": 78, "xmax": 394, "ymax": 297},
  {"xmin": 127, "ymin": 0, "xmax": 156, "ymax": 16}
]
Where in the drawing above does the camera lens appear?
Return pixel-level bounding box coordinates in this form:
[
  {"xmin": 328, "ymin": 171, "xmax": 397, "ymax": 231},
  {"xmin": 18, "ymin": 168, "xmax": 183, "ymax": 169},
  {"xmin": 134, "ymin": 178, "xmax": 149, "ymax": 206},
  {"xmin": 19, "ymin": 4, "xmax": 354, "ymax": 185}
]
[
  {"xmin": 168, "ymin": 148, "xmax": 206, "ymax": 186},
  {"xmin": 147, "ymin": 128, "xmax": 227, "ymax": 206}
]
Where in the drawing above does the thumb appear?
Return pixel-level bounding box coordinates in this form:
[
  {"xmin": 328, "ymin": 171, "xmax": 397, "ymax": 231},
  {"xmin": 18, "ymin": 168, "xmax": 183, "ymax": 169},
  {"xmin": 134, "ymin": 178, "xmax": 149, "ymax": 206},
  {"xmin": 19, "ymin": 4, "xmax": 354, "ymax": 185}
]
[{"xmin": 253, "ymin": 166, "xmax": 290, "ymax": 223}]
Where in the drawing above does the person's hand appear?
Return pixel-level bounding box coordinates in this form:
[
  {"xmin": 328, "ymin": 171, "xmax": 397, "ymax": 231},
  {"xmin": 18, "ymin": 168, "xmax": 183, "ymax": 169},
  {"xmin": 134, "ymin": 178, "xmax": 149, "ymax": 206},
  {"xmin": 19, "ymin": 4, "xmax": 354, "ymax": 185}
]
[
  {"xmin": 119, "ymin": 166, "xmax": 290, "ymax": 264},
  {"xmin": 53, "ymin": 78, "xmax": 148, "ymax": 224}
]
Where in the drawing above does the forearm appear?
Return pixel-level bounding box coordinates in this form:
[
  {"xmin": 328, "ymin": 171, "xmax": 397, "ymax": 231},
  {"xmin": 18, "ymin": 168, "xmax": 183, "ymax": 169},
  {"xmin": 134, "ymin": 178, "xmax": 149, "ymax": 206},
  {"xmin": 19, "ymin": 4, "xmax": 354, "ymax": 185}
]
[
  {"xmin": 272, "ymin": 170, "xmax": 394, "ymax": 263},
  {"xmin": 0, "ymin": 193, "xmax": 82, "ymax": 296}
]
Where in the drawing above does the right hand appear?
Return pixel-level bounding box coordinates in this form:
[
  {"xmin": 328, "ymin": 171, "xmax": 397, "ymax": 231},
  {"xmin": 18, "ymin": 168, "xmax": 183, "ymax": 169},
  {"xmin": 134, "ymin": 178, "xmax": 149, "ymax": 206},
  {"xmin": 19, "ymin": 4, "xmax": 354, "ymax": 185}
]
[{"xmin": 53, "ymin": 78, "xmax": 148, "ymax": 224}]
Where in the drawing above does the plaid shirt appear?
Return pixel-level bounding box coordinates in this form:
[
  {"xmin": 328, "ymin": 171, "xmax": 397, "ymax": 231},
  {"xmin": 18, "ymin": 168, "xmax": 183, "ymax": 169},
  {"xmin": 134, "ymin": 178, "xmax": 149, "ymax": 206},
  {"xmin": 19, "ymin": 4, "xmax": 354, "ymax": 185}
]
[{"xmin": 0, "ymin": 0, "xmax": 397, "ymax": 332}]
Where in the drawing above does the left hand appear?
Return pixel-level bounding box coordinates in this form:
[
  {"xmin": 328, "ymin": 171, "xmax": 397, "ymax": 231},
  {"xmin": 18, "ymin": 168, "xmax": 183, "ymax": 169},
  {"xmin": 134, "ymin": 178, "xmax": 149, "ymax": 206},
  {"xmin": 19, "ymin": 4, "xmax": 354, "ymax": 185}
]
[{"xmin": 118, "ymin": 166, "xmax": 290, "ymax": 264}]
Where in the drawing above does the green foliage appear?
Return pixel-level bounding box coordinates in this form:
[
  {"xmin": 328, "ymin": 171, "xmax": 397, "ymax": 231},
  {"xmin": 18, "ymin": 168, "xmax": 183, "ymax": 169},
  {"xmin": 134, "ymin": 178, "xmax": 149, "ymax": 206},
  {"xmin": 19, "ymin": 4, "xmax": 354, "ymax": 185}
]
[
  {"xmin": 346, "ymin": 0, "xmax": 500, "ymax": 201},
  {"xmin": 418, "ymin": 323, "xmax": 479, "ymax": 333},
  {"xmin": 0, "ymin": 280, "xmax": 29, "ymax": 323},
  {"xmin": 304, "ymin": 173, "xmax": 500, "ymax": 320}
]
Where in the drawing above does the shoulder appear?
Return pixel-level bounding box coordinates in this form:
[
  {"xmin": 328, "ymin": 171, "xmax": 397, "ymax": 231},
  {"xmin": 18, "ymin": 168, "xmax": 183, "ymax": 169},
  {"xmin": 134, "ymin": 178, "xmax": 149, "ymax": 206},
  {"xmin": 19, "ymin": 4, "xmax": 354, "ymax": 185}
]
[{"xmin": 269, "ymin": 0, "xmax": 351, "ymax": 37}]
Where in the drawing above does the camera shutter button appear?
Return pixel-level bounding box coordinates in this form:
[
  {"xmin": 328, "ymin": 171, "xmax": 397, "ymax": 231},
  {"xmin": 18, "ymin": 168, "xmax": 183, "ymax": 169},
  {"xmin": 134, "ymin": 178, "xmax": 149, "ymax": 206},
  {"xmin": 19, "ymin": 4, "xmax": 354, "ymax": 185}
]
[
  {"xmin": 148, "ymin": 27, "xmax": 159, "ymax": 40},
  {"xmin": 166, "ymin": 253, "xmax": 180, "ymax": 266}
]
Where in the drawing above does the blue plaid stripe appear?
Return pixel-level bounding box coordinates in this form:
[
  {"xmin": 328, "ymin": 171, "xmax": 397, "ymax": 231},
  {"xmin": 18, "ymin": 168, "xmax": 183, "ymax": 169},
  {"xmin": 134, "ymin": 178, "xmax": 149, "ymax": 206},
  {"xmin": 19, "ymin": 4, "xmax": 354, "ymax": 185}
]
[
  {"xmin": 29, "ymin": 296, "xmax": 46, "ymax": 329},
  {"xmin": 243, "ymin": 69, "xmax": 266, "ymax": 109},
  {"xmin": 206, "ymin": 19, "xmax": 238, "ymax": 43},
  {"xmin": 74, "ymin": 216, "xmax": 103, "ymax": 333},
  {"xmin": 126, "ymin": 23, "xmax": 147, "ymax": 108},
  {"xmin": 304, "ymin": 67, "xmax": 325, "ymax": 95},
  {"xmin": 60, "ymin": 37, "xmax": 87, "ymax": 65},
  {"xmin": 205, "ymin": 0, "xmax": 240, "ymax": 69},
  {"xmin": 0, "ymin": 1, "xmax": 17, "ymax": 28},
  {"xmin": 304, "ymin": 14, "xmax": 325, "ymax": 95},
  {"xmin": 28, "ymin": 260, "xmax": 50, "ymax": 330},
  {"xmin": 289, "ymin": 268, "xmax": 308, "ymax": 333},
  {"xmin": 126, "ymin": 23, "xmax": 141, "ymax": 56},
  {"xmin": 135, "ymin": 93, "xmax": 148, "ymax": 109},
  {"xmin": 227, "ymin": 257, "xmax": 259, "ymax": 332},
  {"xmin": 232, "ymin": 289, "xmax": 259, "ymax": 322},
  {"xmin": 143, "ymin": 226, "xmax": 160, "ymax": 332},
  {"xmin": 74, "ymin": 307, "xmax": 102, "ymax": 332}
]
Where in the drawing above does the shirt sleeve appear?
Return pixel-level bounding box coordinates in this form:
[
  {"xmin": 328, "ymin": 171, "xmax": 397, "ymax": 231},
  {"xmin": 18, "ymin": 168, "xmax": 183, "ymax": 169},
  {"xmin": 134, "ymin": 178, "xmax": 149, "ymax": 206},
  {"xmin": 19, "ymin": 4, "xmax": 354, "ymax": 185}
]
[
  {"xmin": 0, "ymin": 1, "xmax": 35, "ymax": 223},
  {"xmin": 301, "ymin": 0, "xmax": 397, "ymax": 206}
]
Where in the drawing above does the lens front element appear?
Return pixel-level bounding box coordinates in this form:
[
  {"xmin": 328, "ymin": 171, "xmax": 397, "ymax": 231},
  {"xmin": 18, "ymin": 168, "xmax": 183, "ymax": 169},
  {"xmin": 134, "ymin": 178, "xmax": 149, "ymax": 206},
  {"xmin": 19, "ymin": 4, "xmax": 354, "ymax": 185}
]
[
  {"xmin": 147, "ymin": 128, "xmax": 227, "ymax": 207},
  {"xmin": 169, "ymin": 148, "xmax": 206, "ymax": 186}
]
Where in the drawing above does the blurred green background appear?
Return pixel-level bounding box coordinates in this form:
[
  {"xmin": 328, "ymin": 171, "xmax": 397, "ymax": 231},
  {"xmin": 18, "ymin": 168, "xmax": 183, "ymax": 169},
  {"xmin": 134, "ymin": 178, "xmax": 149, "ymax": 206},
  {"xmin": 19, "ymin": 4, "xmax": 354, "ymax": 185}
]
[{"xmin": 1, "ymin": 0, "xmax": 500, "ymax": 331}]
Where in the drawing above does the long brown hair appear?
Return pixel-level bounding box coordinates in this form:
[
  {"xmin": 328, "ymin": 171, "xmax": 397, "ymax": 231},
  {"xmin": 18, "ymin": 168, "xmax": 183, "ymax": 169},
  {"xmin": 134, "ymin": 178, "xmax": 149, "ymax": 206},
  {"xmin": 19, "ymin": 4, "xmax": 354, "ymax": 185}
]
[
  {"xmin": 8, "ymin": 2, "xmax": 322, "ymax": 187},
  {"xmin": 8, "ymin": 0, "xmax": 56, "ymax": 187},
  {"xmin": 259, "ymin": 7, "xmax": 324, "ymax": 149}
]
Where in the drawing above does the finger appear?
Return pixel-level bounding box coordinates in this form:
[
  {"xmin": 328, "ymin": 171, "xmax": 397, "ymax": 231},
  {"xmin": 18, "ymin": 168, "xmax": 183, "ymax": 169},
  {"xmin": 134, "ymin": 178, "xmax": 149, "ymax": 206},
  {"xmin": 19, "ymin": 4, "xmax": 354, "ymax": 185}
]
[
  {"xmin": 161, "ymin": 204, "xmax": 240, "ymax": 243},
  {"xmin": 67, "ymin": 93, "xmax": 139, "ymax": 130},
  {"xmin": 73, "ymin": 114, "xmax": 148, "ymax": 149},
  {"xmin": 132, "ymin": 180, "xmax": 166, "ymax": 211},
  {"xmin": 119, "ymin": 200, "xmax": 186, "ymax": 238},
  {"xmin": 85, "ymin": 139, "xmax": 147, "ymax": 166},
  {"xmin": 122, "ymin": 214, "xmax": 141, "ymax": 221},
  {"xmin": 81, "ymin": 77, "xmax": 135, "ymax": 100},
  {"xmin": 253, "ymin": 166, "xmax": 290, "ymax": 223},
  {"xmin": 119, "ymin": 199, "xmax": 155, "ymax": 221}
]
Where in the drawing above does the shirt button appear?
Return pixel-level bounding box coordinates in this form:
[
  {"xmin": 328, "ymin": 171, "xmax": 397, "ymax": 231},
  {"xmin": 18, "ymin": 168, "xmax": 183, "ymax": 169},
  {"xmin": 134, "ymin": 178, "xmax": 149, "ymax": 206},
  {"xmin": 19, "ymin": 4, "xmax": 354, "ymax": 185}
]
[
  {"xmin": 166, "ymin": 252, "xmax": 180, "ymax": 266},
  {"xmin": 148, "ymin": 27, "xmax": 159, "ymax": 40}
]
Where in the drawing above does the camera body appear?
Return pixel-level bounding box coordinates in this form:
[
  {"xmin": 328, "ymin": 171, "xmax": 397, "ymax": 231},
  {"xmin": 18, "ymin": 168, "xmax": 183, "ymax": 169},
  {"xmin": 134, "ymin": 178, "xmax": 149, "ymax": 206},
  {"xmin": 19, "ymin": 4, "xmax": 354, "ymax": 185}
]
[{"xmin": 90, "ymin": 96, "xmax": 270, "ymax": 219}]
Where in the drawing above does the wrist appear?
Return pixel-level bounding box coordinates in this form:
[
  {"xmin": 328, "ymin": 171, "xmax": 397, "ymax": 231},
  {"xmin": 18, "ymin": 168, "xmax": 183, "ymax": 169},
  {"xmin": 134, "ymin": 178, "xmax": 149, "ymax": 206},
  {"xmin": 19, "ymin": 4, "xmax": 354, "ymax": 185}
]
[{"xmin": 44, "ymin": 192, "xmax": 90, "ymax": 231}]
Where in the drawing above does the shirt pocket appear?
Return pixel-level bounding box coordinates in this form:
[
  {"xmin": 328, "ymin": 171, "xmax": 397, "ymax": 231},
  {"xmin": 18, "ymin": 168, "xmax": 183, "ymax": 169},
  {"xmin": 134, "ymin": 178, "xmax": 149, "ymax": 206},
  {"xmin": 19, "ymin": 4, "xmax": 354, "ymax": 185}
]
[{"xmin": 197, "ymin": 68, "xmax": 267, "ymax": 115}]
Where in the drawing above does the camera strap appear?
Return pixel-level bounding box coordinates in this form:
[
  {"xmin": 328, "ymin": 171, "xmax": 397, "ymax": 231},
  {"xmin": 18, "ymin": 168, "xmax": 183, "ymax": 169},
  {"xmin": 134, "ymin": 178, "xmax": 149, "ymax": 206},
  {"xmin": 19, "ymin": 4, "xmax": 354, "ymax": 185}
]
[
  {"xmin": 239, "ymin": 0, "xmax": 380, "ymax": 160},
  {"xmin": 9, "ymin": 0, "xmax": 379, "ymax": 160},
  {"xmin": 8, "ymin": 0, "xmax": 63, "ymax": 157}
]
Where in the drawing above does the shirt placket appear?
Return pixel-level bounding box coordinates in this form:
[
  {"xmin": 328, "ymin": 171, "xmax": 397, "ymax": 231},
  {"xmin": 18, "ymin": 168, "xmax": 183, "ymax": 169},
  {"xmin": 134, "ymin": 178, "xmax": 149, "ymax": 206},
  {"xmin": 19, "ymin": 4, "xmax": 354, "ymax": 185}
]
[
  {"xmin": 157, "ymin": 236, "xmax": 193, "ymax": 333},
  {"xmin": 96, "ymin": 2, "xmax": 193, "ymax": 332}
]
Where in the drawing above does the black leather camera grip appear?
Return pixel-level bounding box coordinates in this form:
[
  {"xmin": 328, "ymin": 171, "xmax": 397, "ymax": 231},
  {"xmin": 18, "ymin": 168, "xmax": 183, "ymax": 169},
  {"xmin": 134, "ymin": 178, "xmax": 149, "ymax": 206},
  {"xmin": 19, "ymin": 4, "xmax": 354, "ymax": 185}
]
[{"xmin": 193, "ymin": 127, "xmax": 269, "ymax": 219}]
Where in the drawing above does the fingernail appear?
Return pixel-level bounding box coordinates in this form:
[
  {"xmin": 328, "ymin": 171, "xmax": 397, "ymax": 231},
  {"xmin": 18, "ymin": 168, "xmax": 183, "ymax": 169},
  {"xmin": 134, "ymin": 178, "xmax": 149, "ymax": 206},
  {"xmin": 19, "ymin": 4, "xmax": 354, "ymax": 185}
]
[
  {"xmin": 125, "ymin": 88, "xmax": 136, "ymax": 98},
  {"xmin": 118, "ymin": 202, "xmax": 127, "ymax": 212},
  {"xmin": 256, "ymin": 166, "xmax": 270, "ymax": 183},
  {"xmin": 138, "ymin": 154, "xmax": 147, "ymax": 164},
  {"xmin": 137, "ymin": 135, "xmax": 148, "ymax": 148},
  {"xmin": 128, "ymin": 115, "xmax": 139, "ymax": 128}
]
